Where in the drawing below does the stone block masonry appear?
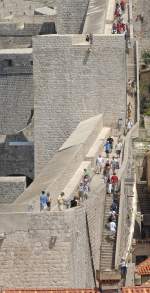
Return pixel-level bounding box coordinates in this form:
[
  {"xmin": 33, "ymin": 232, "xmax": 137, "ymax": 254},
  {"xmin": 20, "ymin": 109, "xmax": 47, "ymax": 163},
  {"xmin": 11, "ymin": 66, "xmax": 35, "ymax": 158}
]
[
  {"xmin": 0, "ymin": 203, "xmax": 101, "ymax": 288},
  {"xmin": 56, "ymin": 0, "xmax": 89, "ymax": 33},
  {"xmin": 33, "ymin": 34, "xmax": 126, "ymax": 174},
  {"xmin": 0, "ymin": 48, "xmax": 33, "ymax": 134},
  {"xmin": 0, "ymin": 176, "xmax": 26, "ymax": 204},
  {"xmin": 0, "ymin": 0, "xmax": 89, "ymax": 34}
]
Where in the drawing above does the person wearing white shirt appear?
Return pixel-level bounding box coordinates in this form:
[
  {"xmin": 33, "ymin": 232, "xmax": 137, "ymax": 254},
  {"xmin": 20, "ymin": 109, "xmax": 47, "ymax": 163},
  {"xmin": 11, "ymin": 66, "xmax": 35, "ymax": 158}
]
[
  {"xmin": 95, "ymin": 155, "xmax": 104, "ymax": 174},
  {"xmin": 110, "ymin": 221, "xmax": 116, "ymax": 233}
]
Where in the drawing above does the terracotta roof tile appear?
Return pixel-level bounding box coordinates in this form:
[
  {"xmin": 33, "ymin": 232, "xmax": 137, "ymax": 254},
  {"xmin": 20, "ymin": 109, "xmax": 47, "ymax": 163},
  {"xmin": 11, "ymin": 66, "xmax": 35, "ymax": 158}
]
[
  {"xmin": 122, "ymin": 287, "xmax": 150, "ymax": 293},
  {"xmin": 136, "ymin": 257, "xmax": 150, "ymax": 275}
]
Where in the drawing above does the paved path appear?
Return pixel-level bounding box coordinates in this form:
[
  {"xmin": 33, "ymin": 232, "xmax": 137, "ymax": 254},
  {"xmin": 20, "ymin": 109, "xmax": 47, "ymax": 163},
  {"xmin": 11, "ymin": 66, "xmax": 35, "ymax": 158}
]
[{"xmin": 83, "ymin": 0, "xmax": 108, "ymax": 34}]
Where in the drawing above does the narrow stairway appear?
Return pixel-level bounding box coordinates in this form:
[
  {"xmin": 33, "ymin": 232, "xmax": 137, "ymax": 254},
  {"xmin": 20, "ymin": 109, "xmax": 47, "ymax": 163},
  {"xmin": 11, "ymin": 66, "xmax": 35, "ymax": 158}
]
[{"xmin": 99, "ymin": 136, "xmax": 121, "ymax": 272}]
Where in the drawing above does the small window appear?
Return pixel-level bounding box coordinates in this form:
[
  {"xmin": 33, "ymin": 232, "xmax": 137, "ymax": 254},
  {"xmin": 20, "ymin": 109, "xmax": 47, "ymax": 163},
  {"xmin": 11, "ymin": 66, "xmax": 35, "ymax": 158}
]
[
  {"xmin": 30, "ymin": 61, "xmax": 33, "ymax": 65},
  {"xmin": 4, "ymin": 59, "xmax": 13, "ymax": 67}
]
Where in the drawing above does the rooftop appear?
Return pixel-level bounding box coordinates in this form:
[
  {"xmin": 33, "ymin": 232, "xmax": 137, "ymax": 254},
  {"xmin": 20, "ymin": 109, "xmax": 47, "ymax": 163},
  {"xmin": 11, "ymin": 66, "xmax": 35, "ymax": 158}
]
[
  {"xmin": 2, "ymin": 290, "xmax": 97, "ymax": 293},
  {"xmin": 122, "ymin": 287, "xmax": 150, "ymax": 293},
  {"xmin": 136, "ymin": 257, "xmax": 150, "ymax": 275}
]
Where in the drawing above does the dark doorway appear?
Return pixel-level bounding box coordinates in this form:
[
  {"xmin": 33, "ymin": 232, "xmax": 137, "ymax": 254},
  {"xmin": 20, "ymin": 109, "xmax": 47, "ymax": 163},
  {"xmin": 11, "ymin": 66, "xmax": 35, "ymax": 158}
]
[{"xmin": 40, "ymin": 22, "xmax": 57, "ymax": 34}]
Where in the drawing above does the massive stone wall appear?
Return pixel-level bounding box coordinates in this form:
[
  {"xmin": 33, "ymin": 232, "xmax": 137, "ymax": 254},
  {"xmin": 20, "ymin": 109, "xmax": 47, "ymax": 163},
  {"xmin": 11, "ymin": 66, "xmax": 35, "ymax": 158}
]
[
  {"xmin": 33, "ymin": 34, "xmax": 126, "ymax": 173},
  {"xmin": 0, "ymin": 49, "xmax": 33, "ymax": 134},
  {"xmin": 56, "ymin": 0, "xmax": 89, "ymax": 33},
  {"xmin": 0, "ymin": 200, "xmax": 102, "ymax": 288}
]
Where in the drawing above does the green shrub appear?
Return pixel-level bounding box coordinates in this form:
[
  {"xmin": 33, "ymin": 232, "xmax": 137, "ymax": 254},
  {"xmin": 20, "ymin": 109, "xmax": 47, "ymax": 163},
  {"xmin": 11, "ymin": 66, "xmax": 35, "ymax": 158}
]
[
  {"xmin": 144, "ymin": 108, "xmax": 150, "ymax": 116},
  {"xmin": 142, "ymin": 50, "xmax": 150, "ymax": 65}
]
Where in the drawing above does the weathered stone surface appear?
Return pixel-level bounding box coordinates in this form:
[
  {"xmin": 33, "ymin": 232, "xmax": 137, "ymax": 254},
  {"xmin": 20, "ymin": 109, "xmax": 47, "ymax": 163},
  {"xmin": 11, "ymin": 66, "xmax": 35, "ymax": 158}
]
[
  {"xmin": 0, "ymin": 196, "xmax": 103, "ymax": 288},
  {"xmin": 33, "ymin": 34, "xmax": 126, "ymax": 173},
  {"xmin": 0, "ymin": 176, "xmax": 26, "ymax": 203},
  {"xmin": 0, "ymin": 49, "xmax": 33, "ymax": 134}
]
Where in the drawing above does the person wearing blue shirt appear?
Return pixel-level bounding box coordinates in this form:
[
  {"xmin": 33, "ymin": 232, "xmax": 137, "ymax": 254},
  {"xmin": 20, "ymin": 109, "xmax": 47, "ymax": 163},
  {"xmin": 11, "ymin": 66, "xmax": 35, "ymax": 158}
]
[
  {"xmin": 40, "ymin": 190, "xmax": 47, "ymax": 211},
  {"xmin": 104, "ymin": 141, "xmax": 111, "ymax": 158}
]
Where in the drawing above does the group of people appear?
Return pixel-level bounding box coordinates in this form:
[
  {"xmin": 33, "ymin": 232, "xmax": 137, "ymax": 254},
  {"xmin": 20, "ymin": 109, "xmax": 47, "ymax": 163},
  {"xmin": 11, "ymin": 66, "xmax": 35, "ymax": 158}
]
[
  {"xmin": 127, "ymin": 79, "xmax": 136, "ymax": 97},
  {"xmin": 112, "ymin": 0, "xmax": 128, "ymax": 35},
  {"xmin": 40, "ymin": 135, "xmax": 123, "ymax": 213},
  {"xmin": 95, "ymin": 137, "xmax": 122, "ymax": 196},
  {"xmin": 95, "ymin": 136, "xmax": 121, "ymax": 239},
  {"xmin": 40, "ymin": 190, "xmax": 51, "ymax": 211},
  {"xmin": 57, "ymin": 168, "xmax": 91, "ymax": 210},
  {"xmin": 107, "ymin": 200, "xmax": 119, "ymax": 235}
]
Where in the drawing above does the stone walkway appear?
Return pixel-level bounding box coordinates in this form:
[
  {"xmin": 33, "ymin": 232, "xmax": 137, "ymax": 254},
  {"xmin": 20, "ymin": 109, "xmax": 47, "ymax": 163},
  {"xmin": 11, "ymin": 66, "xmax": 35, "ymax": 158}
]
[{"xmin": 83, "ymin": 0, "xmax": 109, "ymax": 34}]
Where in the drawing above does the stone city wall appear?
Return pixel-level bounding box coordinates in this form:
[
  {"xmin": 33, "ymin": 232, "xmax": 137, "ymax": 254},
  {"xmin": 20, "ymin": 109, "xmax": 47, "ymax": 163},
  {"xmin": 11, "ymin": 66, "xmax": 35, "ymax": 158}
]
[
  {"xmin": 33, "ymin": 34, "xmax": 126, "ymax": 173},
  {"xmin": 0, "ymin": 176, "xmax": 26, "ymax": 204},
  {"xmin": 0, "ymin": 49, "xmax": 33, "ymax": 134},
  {"xmin": 56, "ymin": 0, "xmax": 89, "ymax": 33},
  {"xmin": 0, "ymin": 197, "xmax": 103, "ymax": 288},
  {"xmin": 13, "ymin": 114, "xmax": 103, "ymax": 208}
]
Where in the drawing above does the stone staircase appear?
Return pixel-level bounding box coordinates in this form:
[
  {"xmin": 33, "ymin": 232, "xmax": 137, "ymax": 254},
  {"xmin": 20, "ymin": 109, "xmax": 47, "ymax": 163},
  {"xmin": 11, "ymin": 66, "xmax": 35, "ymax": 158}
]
[
  {"xmin": 98, "ymin": 138, "xmax": 120, "ymax": 270},
  {"xmin": 100, "ymin": 195, "xmax": 116, "ymax": 270}
]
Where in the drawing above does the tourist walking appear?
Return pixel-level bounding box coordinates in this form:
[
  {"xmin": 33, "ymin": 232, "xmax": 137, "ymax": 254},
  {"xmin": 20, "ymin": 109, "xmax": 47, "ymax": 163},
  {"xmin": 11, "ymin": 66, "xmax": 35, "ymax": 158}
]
[
  {"xmin": 115, "ymin": 141, "xmax": 122, "ymax": 158},
  {"xmin": 46, "ymin": 192, "xmax": 51, "ymax": 211},
  {"xmin": 40, "ymin": 190, "xmax": 47, "ymax": 211},
  {"xmin": 127, "ymin": 119, "xmax": 133, "ymax": 131},
  {"xmin": 111, "ymin": 173, "xmax": 119, "ymax": 193},
  {"xmin": 95, "ymin": 154, "xmax": 104, "ymax": 174},
  {"xmin": 104, "ymin": 141, "xmax": 111, "ymax": 158},
  {"xmin": 109, "ymin": 220, "xmax": 116, "ymax": 233},
  {"xmin": 107, "ymin": 136, "xmax": 114, "ymax": 150},
  {"xmin": 57, "ymin": 192, "xmax": 65, "ymax": 211},
  {"xmin": 78, "ymin": 182, "xmax": 84, "ymax": 201},
  {"xmin": 106, "ymin": 176, "xmax": 112, "ymax": 194},
  {"xmin": 120, "ymin": 258, "xmax": 127, "ymax": 278}
]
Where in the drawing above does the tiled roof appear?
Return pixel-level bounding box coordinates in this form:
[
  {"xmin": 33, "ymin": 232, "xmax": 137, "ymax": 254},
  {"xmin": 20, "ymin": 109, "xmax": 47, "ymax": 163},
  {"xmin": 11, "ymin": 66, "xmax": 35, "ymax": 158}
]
[
  {"xmin": 2, "ymin": 290, "xmax": 97, "ymax": 293},
  {"xmin": 142, "ymin": 281, "xmax": 150, "ymax": 287},
  {"xmin": 136, "ymin": 257, "xmax": 150, "ymax": 275},
  {"xmin": 122, "ymin": 287, "xmax": 150, "ymax": 293}
]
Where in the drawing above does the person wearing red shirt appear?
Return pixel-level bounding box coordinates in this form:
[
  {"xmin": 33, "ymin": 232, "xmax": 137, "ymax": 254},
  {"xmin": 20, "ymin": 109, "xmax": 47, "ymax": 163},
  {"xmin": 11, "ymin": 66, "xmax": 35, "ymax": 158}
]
[{"xmin": 111, "ymin": 173, "xmax": 119, "ymax": 193}]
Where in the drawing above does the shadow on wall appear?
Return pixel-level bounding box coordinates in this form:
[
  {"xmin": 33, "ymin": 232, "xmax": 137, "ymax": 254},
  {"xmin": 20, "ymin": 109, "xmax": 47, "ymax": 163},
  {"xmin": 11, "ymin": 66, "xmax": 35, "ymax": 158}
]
[
  {"xmin": 83, "ymin": 49, "xmax": 91, "ymax": 65},
  {"xmin": 134, "ymin": 220, "xmax": 141, "ymax": 239},
  {"xmin": 5, "ymin": 132, "xmax": 28, "ymax": 143},
  {"xmin": 79, "ymin": 0, "xmax": 90, "ymax": 33}
]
